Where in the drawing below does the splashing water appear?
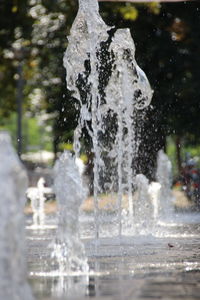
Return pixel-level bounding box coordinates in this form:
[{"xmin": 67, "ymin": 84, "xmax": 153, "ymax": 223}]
[
  {"xmin": 0, "ymin": 131, "xmax": 34, "ymax": 300},
  {"xmin": 52, "ymin": 152, "xmax": 89, "ymax": 274},
  {"xmin": 51, "ymin": 274, "xmax": 89, "ymax": 299},
  {"xmin": 64, "ymin": 0, "xmax": 153, "ymax": 238},
  {"xmin": 156, "ymin": 150, "xmax": 175, "ymax": 220}
]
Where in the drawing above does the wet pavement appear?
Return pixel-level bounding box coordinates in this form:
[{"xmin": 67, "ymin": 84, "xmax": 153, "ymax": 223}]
[{"xmin": 26, "ymin": 212, "xmax": 200, "ymax": 300}]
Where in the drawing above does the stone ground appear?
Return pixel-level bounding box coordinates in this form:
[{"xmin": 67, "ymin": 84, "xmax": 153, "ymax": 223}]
[{"xmin": 26, "ymin": 209, "xmax": 200, "ymax": 300}]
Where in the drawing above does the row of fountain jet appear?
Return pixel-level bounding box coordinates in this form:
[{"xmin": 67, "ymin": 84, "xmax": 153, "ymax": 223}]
[
  {"xmin": 0, "ymin": 130, "xmax": 174, "ymax": 300},
  {"xmin": 0, "ymin": 0, "xmax": 175, "ymax": 298}
]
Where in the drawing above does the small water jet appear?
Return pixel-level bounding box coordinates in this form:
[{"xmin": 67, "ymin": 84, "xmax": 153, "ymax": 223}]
[
  {"xmin": 134, "ymin": 174, "xmax": 154, "ymax": 234},
  {"xmin": 52, "ymin": 151, "xmax": 89, "ymax": 274},
  {"xmin": 156, "ymin": 150, "xmax": 175, "ymax": 221},
  {"xmin": 0, "ymin": 131, "xmax": 34, "ymax": 300},
  {"xmin": 148, "ymin": 181, "xmax": 162, "ymax": 220},
  {"xmin": 27, "ymin": 177, "xmax": 46, "ymax": 227}
]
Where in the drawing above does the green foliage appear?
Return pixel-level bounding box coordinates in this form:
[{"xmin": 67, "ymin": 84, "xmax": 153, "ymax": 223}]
[
  {"xmin": 59, "ymin": 142, "xmax": 74, "ymax": 152},
  {"xmin": 0, "ymin": 0, "xmax": 77, "ymax": 152},
  {"xmin": 146, "ymin": 2, "xmax": 161, "ymax": 15},
  {"xmin": 116, "ymin": 2, "xmax": 161, "ymax": 21},
  {"xmin": 1, "ymin": 112, "xmax": 52, "ymax": 152},
  {"xmin": 0, "ymin": 113, "xmax": 18, "ymax": 147},
  {"xmin": 118, "ymin": 4, "xmax": 138, "ymax": 21}
]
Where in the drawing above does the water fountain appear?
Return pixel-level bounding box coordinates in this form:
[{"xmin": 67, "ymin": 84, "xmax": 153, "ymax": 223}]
[
  {"xmin": 27, "ymin": 177, "xmax": 46, "ymax": 228},
  {"xmin": 0, "ymin": 131, "xmax": 34, "ymax": 300},
  {"xmin": 64, "ymin": 0, "xmax": 153, "ymax": 239},
  {"xmin": 37, "ymin": 177, "xmax": 46, "ymax": 225},
  {"xmin": 156, "ymin": 149, "xmax": 175, "ymax": 221},
  {"xmin": 134, "ymin": 174, "xmax": 154, "ymax": 234},
  {"xmin": 52, "ymin": 151, "xmax": 89, "ymax": 274},
  {"xmin": 26, "ymin": 1, "xmax": 200, "ymax": 299}
]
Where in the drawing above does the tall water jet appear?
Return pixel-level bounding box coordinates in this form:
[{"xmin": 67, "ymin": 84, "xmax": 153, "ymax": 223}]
[
  {"xmin": 64, "ymin": 0, "xmax": 153, "ymax": 238},
  {"xmin": 156, "ymin": 150, "xmax": 174, "ymax": 220},
  {"xmin": 105, "ymin": 29, "xmax": 152, "ymax": 232},
  {"xmin": 0, "ymin": 131, "xmax": 34, "ymax": 300},
  {"xmin": 52, "ymin": 151, "xmax": 89, "ymax": 274},
  {"xmin": 64, "ymin": 0, "xmax": 111, "ymax": 240}
]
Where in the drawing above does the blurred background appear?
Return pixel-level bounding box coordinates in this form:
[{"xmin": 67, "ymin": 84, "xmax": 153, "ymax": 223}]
[{"xmin": 0, "ymin": 0, "xmax": 200, "ymax": 190}]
